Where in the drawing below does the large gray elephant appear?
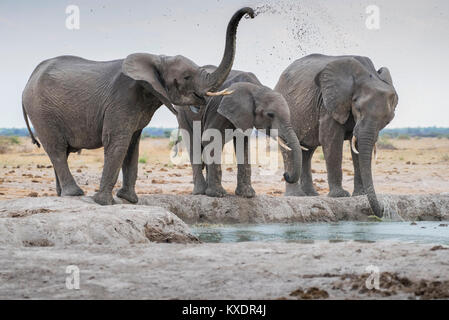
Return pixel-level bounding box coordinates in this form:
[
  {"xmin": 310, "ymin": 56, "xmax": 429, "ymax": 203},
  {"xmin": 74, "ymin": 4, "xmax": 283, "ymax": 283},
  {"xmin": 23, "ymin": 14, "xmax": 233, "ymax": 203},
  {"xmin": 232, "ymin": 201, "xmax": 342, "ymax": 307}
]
[
  {"xmin": 175, "ymin": 67, "xmax": 302, "ymax": 198},
  {"xmin": 22, "ymin": 7, "xmax": 254, "ymax": 205},
  {"xmin": 275, "ymin": 54, "xmax": 398, "ymax": 217}
]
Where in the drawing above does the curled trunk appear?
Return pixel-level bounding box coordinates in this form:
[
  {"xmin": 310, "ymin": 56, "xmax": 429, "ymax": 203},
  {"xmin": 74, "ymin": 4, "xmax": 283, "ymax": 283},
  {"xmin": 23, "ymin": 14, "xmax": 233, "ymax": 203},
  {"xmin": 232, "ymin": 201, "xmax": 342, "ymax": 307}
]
[
  {"xmin": 357, "ymin": 128, "xmax": 383, "ymax": 217},
  {"xmin": 204, "ymin": 7, "xmax": 255, "ymax": 92},
  {"xmin": 282, "ymin": 126, "xmax": 301, "ymax": 184}
]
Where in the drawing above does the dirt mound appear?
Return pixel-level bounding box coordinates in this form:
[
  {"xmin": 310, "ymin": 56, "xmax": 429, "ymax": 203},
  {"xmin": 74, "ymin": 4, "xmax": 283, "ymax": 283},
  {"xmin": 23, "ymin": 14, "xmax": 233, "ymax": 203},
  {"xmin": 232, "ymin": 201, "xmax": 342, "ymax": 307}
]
[
  {"xmin": 135, "ymin": 193, "xmax": 449, "ymax": 223},
  {"xmin": 335, "ymin": 272, "xmax": 449, "ymax": 299},
  {"xmin": 0, "ymin": 197, "xmax": 199, "ymax": 246}
]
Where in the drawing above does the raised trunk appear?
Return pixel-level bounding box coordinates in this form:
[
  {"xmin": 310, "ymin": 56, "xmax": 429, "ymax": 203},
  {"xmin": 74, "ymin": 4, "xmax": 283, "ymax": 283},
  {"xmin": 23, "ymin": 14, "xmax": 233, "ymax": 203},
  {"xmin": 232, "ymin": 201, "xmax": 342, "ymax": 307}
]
[
  {"xmin": 357, "ymin": 129, "xmax": 383, "ymax": 218},
  {"xmin": 282, "ymin": 126, "xmax": 301, "ymax": 184},
  {"xmin": 204, "ymin": 7, "xmax": 254, "ymax": 91}
]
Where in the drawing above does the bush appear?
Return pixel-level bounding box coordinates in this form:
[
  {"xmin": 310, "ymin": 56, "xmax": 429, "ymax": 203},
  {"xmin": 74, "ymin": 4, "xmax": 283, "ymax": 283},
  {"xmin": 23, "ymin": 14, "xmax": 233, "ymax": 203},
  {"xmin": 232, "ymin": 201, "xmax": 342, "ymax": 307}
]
[
  {"xmin": 9, "ymin": 136, "xmax": 20, "ymax": 144},
  {"xmin": 138, "ymin": 156, "xmax": 147, "ymax": 164},
  {"xmin": 397, "ymin": 134, "xmax": 410, "ymax": 140},
  {"xmin": 377, "ymin": 137, "xmax": 397, "ymax": 150}
]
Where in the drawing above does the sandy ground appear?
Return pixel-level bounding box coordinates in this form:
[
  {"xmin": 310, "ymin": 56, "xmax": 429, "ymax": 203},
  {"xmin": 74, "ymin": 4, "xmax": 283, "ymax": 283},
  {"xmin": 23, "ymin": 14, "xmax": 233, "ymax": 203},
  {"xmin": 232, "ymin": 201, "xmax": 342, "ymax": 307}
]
[
  {"xmin": 1, "ymin": 136, "xmax": 448, "ymax": 300},
  {"xmin": 1, "ymin": 136, "xmax": 449, "ymax": 200},
  {"xmin": 0, "ymin": 241, "xmax": 448, "ymax": 299}
]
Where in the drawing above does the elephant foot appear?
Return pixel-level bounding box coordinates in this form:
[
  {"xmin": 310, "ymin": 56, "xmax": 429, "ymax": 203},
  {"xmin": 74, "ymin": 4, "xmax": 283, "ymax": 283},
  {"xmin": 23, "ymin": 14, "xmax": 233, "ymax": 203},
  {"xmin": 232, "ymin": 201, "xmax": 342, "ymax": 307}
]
[
  {"xmin": 301, "ymin": 184, "xmax": 319, "ymax": 196},
  {"xmin": 192, "ymin": 181, "xmax": 207, "ymax": 195},
  {"xmin": 93, "ymin": 191, "xmax": 115, "ymax": 206},
  {"xmin": 205, "ymin": 185, "xmax": 227, "ymax": 198},
  {"xmin": 352, "ymin": 189, "xmax": 366, "ymax": 197},
  {"xmin": 117, "ymin": 188, "xmax": 138, "ymax": 204},
  {"xmin": 328, "ymin": 188, "xmax": 350, "ymax": 198},
  {"xmin": 61, "ymin": 184, "xmax": 84, "ymax": 197},
  {"xmin": 285, "ymin": 184, "xmax": 307, "ymax": 197},
  {"xmin": 235, "ymin": 184, "xmax": 256, "ymax": 198}
]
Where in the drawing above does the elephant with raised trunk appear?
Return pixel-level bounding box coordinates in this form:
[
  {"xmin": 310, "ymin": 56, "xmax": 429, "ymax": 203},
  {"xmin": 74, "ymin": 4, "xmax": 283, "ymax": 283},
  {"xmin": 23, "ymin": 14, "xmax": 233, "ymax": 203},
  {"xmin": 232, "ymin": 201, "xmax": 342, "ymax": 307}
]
[
  {"xmin": 22, "ymin": 8, "xmax": 255, "ymax": 205},
  {"xmin": 175, "ymin": 67, "xmax": 302, "ymax": 198},
  {"xmin": 275, "ymin": 54, "xmax": 398, "ymax": 217}
]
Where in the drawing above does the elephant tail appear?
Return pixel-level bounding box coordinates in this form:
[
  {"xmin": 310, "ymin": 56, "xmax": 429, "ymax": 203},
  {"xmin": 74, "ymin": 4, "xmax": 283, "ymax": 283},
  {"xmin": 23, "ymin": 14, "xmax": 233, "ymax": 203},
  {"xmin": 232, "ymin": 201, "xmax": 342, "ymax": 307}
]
[{"xmin": 22, "ymin": 103, "xmax": 41, "ymax": 148}]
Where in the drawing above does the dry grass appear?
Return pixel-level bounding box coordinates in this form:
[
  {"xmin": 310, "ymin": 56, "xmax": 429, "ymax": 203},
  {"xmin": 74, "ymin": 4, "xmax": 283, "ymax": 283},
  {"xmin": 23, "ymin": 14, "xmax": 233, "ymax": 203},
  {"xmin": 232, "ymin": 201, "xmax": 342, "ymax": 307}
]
[{"xmin": 1, "ymin": 136, "xmax": 448, "ymax": 200}]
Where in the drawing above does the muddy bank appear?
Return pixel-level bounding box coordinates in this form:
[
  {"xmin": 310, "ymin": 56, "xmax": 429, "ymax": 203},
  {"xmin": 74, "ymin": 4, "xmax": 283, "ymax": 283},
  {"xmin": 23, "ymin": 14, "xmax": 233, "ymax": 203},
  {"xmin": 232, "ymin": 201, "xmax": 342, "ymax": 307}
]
[
  {"xmin": 136, "ymin": 194, "xmax": 449, "ymax": 223},
  {"xmin": 0, "ymin": 194, "xmax": 448, "ymax": 232},
  {"xmin": 0, "ymin": 241, "xmax": 447, "ymax": 299},
  {"xmin": 0, "ymin": 197, "xmax": 198, "ymax": 246}
]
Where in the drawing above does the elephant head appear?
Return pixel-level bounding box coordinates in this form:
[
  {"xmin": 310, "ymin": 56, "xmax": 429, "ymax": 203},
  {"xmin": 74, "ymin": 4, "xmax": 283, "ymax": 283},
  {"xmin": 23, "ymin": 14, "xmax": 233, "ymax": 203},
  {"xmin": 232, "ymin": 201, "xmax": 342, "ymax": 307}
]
[
  {"xmin": 315, "ymin": 57, "xmax": 398, "ymax": 217},
  {"xmin": 217, "ymin": 82, "xmax": 302, "ymax": 184},
  {"xmin": 121, "ymin": 7, "xmax": 255, "ymax": 112}
]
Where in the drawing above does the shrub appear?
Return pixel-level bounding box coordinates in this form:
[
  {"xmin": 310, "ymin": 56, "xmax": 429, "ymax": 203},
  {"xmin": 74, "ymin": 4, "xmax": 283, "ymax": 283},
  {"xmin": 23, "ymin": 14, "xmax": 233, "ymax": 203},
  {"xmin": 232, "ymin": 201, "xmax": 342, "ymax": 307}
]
[
  {"xmin": 138, "ymin": 156, "xmax": 147, "ymax": 164},
  {"xmin": 9, "ymin": 136, "xmax": 20, "ymax": 144},
  {"xmin": 377, "ymin": 137, "xmax": 397, "ymax": 150},
  {"xmin": 397, "ymin": 134, "xmax": 410, "ymax": 140}
]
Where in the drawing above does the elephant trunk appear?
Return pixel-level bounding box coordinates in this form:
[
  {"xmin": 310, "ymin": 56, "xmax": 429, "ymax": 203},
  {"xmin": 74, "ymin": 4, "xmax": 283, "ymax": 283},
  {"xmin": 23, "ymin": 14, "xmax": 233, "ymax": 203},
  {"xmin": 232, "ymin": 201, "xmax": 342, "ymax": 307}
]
[
  {"xmin": 204, "ymin": 7, "xmax": 255, "ymax": 92},
  {"xmin": 282, "ymin": 126, "xmax": 301, "ymax": 184},
  {"xmin": 357, "ymin": 124, "xmax": 383, "ymax": 218}
]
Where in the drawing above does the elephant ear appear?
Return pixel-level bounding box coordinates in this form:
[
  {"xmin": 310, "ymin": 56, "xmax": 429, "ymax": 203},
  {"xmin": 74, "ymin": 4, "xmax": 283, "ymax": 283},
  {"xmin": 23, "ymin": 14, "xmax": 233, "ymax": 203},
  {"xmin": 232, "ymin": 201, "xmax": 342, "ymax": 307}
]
[
  {"xmin": 315, "ymin": 58, "xmax": 359, "ymax": 125},
  {"xmin": 217, "ymin": 84, "xmax": 255, "ymax": 132},
  {"xmin": 377, "ymin": 67, "xmax": 393, "ymax": 85},
  {"xmin": 122, "ymin": 53, "xmax": 174, "ymax": 111}
]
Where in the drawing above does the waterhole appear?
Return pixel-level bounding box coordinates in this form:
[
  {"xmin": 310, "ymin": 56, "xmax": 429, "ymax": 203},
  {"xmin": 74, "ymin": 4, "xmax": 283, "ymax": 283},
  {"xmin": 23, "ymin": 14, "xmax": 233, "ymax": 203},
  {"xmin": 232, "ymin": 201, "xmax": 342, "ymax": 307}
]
[{"xmin": 191, "ymin": 221, "xmax": 449, "ymax": 244}]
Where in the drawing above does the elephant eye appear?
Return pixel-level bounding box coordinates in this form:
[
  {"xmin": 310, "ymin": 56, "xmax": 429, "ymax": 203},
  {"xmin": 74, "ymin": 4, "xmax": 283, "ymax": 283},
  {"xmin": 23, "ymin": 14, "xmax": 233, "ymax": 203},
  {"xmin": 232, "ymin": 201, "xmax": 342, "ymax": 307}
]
[
  {"xmin": 184, "ymin": 76, "xmax": 191, "ymax": 81},
  {"xmin": 267, "ymin": 112, "xmax": 275, "ymax": 118}
]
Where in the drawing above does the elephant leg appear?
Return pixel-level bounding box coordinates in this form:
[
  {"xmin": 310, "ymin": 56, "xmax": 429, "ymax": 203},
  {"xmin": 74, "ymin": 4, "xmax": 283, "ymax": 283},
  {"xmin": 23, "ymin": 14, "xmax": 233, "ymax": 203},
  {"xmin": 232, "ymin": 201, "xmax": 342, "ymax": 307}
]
[
  {"xmin": 192, "ymin": 163, "xmax": 207, "ymax": 195},
  {"xmin": 234, "ymin": 136, "xmax": 255, "ymax": 198},
  {"xmin": 281, "ymin": 146, "xmax": 306, "ymax": 197},
  {"xmin": 320, "ymin": 124, "xmax": 350, "ymax": 198},
  {"xmin": 54, "ymin": 169, "xmax": 61, "ymax": 196},
  {"xmin": 117, "ymin": 130, "xmax": 141, "ymax": 204},
  {"xmin": 189, "ymin": 135, "xmax": 207, "ymax": 195},
  {"xmin": 94, "ymin": 134, "xmax": 132, "ymax": 205},
  {"xmin": 46, "ymin": 147, "xmax": 84, "ymax": 197},
  {"xmin": 300, "ymin": 147, "xmax": 319, "ymax": 196},
  {"xmin": 205, "ymin": 163, "xmax": 227, "ymax": 197},
  {"xmin": 351, "ymin": 144, "xmax": 365, "ymax": 196}
]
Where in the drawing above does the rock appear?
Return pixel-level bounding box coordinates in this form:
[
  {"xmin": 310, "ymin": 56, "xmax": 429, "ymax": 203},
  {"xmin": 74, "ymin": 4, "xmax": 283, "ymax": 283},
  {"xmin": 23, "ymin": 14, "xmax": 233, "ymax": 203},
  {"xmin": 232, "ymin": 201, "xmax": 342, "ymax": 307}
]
[
  {"xmin": 0, "ymin": 197, "xmax": 199, "ymax": 247},
  {"xmin": 134, "ymin": 194, "xmax": 449, "ymax": 223}
]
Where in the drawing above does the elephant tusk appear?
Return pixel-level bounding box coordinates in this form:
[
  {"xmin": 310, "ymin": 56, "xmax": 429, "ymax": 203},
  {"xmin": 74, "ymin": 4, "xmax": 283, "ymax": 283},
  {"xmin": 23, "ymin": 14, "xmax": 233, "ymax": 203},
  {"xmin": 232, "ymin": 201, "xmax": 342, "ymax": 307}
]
[
  {"xmin": 206, "ymin": 89, "xmax": 234, "ymax": 96},
  {"xmin": 351, "ymin": 136, "xmax": 359, "ymax": 155},
  {"xmin": 300, "ymin": 145, "xmax": 309, "ymax": 151},
  {"xmin": 277, "ymin": 137, "xmax": 292, "ymax": 151}
]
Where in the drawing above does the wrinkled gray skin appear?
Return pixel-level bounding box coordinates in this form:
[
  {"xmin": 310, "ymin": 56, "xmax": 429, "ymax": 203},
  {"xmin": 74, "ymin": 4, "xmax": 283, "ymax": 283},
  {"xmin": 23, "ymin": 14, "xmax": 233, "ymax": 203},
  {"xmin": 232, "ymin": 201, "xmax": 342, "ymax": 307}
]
[
  {"xmin": 22, "ymin": 8, "xmax": 254, "ymax": 205},
  {"xmin": 175, "ymin": 67, "xmax": 301, "ymax": 198},
  {"xmin": 275, "ymin": 54, "xmax": 398, "ymax": 217}
]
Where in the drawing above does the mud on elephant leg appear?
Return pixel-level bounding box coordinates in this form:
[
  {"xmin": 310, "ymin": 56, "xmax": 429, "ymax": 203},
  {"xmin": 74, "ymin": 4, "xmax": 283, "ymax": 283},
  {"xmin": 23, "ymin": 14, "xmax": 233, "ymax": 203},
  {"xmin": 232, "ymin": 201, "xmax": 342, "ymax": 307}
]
[
  {"xmin": 350, "ymin": 145, "xmax": 365, "ymax": 196},
  {"xmin": 47, "ymin": 147, "xmax": 84, "ymax": 197},
  {"xmin": 94, "ymin": 134, "xmax": 132, "ymax": 205},
  {"xmin": 116, "ymin": 130, "xmax": 141, "ymax": 204},
  {"xmin": 205, "ymin": 164, "xmax": 227, "ymax": 197},
  {"xmin": 234, "ymin": 137, "xmax": 255, "ymax": 198},
  {"xmin": 192, "ymin": 163, "xmax": 207, "ymax": 195},
  {"xmin": 321, "ymin": 126, "xmax": 350, "ymax": 198},
  {"xmin": 300, "ymin": 148, "xmax": 319, "ymax": 196},
  {"xmin": 54, "ymin": 169, "xmax": 61, "ymax": 196}
]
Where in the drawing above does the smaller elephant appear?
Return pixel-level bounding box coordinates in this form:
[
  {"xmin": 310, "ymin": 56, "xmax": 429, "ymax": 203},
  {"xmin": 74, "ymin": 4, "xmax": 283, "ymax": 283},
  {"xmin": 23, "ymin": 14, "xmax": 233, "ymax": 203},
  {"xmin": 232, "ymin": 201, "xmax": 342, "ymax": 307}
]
[{"xmin": 175, "ymin": 67, "xmax": 302, "ymax": 198}]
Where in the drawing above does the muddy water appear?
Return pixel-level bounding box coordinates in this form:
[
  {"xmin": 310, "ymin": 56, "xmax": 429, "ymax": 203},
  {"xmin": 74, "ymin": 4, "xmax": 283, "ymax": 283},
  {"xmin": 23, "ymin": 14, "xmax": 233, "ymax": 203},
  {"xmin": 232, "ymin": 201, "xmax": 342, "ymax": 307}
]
[{"xmin": 192, "ymin": 222, "xmax": 449, "ymax": 244}]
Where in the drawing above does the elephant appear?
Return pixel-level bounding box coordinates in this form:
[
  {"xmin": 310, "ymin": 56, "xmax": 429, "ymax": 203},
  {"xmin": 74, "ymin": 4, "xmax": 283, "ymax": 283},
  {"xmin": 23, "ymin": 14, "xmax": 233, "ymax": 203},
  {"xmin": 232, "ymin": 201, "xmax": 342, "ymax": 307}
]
[
  {"xmin": 174, "ymin": 66, "xmax": 302, "ymax": 198},
  {"xmin": 275, "ymin": 54, "xmax": 398, "ymax": 217},
  {"xmin": 21, "ymin": 7, "xmax": 255, "ymax": 205}
]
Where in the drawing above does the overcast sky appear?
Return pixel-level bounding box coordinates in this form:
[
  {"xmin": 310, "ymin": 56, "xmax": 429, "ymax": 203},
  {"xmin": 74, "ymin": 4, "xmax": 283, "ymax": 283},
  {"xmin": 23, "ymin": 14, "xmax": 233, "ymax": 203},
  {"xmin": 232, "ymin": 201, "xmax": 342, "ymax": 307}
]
[{"xmin": 1, "ymin": 0, "xmax": 448, "ymax": 128}]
